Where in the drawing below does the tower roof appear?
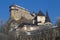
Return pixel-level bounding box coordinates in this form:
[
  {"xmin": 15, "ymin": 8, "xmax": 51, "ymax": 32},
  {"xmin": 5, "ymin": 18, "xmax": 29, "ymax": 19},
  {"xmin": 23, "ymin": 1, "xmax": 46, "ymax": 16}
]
[
  {"xmin": 9, "ymin": 4, "xmax": 16, "ymax": 8},
  {"xmin": 45, "ymin": 11, "xmax": 51, "ymax": 23},
  {"xmin": 37, "ymin": 10, "xmax": 45, "ymax": 16}
]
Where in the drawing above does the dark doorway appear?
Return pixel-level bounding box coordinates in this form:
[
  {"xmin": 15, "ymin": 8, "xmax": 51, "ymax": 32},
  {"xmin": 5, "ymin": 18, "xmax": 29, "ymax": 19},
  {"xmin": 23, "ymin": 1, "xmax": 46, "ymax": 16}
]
[{"xmin": 55, "ymin": 37, "xmax": 60, "ymax": 40}]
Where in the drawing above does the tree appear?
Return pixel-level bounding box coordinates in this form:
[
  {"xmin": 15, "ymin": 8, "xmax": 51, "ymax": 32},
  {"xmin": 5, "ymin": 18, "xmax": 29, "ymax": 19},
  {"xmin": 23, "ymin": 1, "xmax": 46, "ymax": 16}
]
[
  {"xmin": 56, "ymin": 18, "xmax": 60, "ymax": 27},
  {"xmin": 0, "ymin": 20, "xmax": 3, "ymax": 32}
]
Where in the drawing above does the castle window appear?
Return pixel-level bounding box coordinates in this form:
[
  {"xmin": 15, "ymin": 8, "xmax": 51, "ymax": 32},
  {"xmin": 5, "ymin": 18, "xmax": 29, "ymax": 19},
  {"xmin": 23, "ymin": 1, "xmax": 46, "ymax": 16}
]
[
  {"xmin": 55, "ymin": 37, "xmax": 60, "ymax": 40},
  {"xmin": 40, "ymin": 21, "xmax": 42, "ymax": 23}
]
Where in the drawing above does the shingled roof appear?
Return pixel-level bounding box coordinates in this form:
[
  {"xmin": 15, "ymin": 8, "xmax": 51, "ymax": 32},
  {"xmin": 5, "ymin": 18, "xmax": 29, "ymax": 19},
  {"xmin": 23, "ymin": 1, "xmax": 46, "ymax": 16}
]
[
  {"xmin": 45, "ymin": 11, "xmax": 51, "ymax": 22},
  {"xmin": 37, "ymin": 10, "xmax": 45, "ymax": 16}
]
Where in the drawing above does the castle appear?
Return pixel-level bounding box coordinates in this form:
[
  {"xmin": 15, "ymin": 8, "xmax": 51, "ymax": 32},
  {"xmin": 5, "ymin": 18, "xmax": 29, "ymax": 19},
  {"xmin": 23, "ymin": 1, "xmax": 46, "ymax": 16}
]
[
  {"xmin": 8, "ymin": 4, "xmax": 52, "ymax": 32},
  {"xmin": 9, "ymin": 4, "xmax": 51, "ymax": 25},
  {"xmin": 2, "ymin": 4, "xmax": 60, "ymax": 40}
]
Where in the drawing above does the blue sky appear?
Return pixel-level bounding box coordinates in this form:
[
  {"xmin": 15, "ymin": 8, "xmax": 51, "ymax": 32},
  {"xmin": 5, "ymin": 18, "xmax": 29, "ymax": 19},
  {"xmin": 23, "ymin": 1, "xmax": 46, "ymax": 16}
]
[{"xmin": 0, "ymin": 0, "xmax": 60, "ymax": 24}]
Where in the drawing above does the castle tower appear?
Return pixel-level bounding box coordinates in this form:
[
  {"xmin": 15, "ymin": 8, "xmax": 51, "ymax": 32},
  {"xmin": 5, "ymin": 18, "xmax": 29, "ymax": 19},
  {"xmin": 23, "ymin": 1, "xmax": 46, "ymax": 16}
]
[
  {"xmin": 9, "ymin": 4, "xmax": 33, "ymax": 21},
  {"xmin": 37, "ymin": 10, "xmax": 45, "ymax": 25},
  {"xmin": 45, "ymin": 11, "xmax": 52, "ymax": 25},
  {"xmin": 9, "ymin": 4, "xmax": 20, "ymax": 21}
]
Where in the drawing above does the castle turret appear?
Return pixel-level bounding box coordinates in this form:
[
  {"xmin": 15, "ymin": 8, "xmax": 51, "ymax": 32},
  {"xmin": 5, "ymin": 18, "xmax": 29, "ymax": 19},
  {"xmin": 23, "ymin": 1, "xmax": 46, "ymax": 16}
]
[
  {"xmin": 37, "ymin": 10, "xmax": 45, "ymax": 25},
  {"xmin": 45, "ymin": 11, "xmax": 52, "ymax": 25}
]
